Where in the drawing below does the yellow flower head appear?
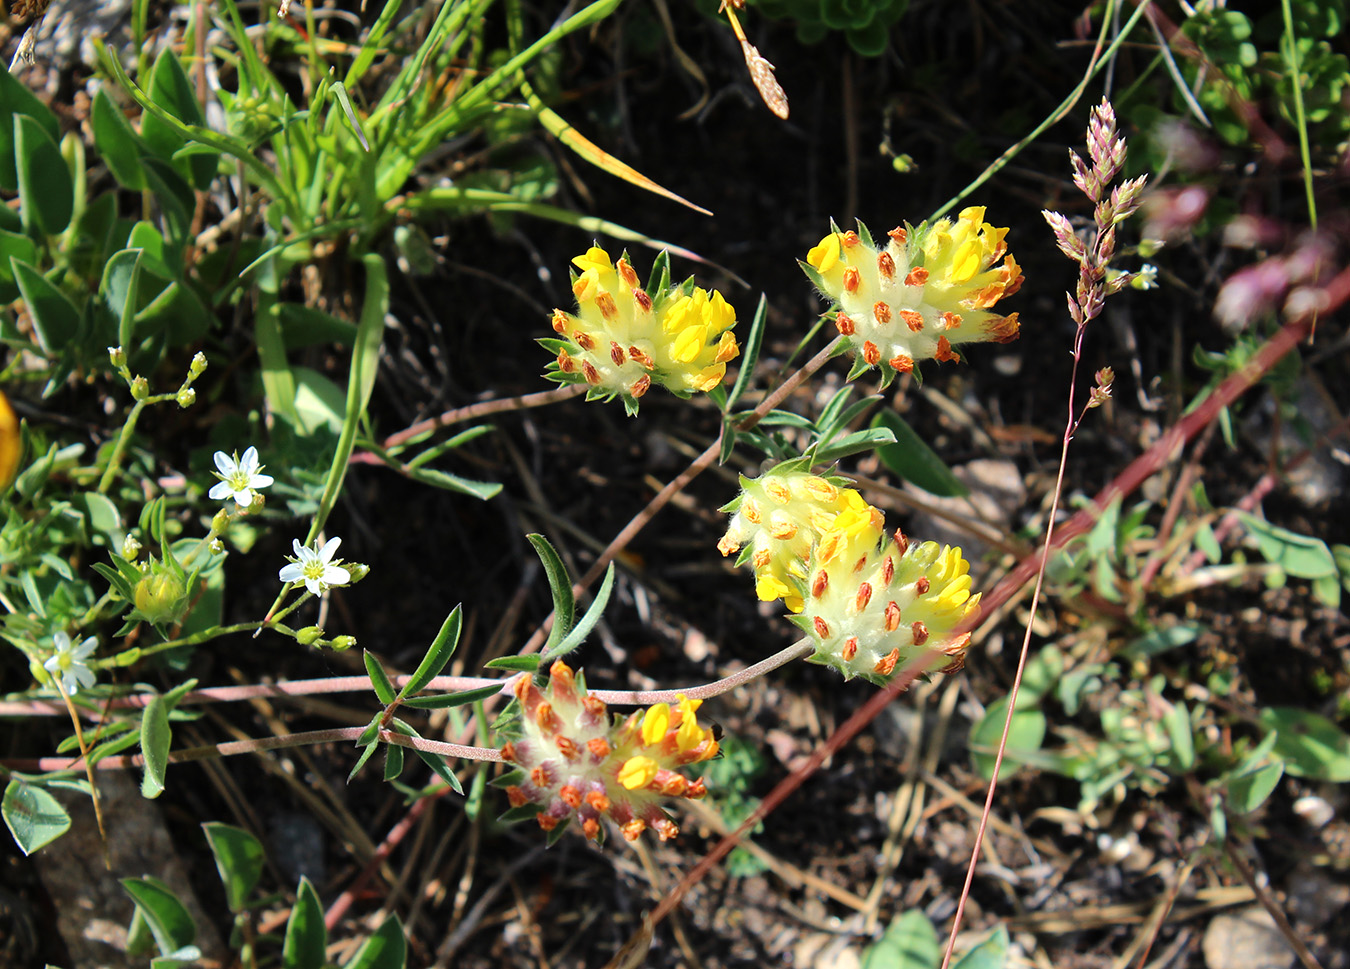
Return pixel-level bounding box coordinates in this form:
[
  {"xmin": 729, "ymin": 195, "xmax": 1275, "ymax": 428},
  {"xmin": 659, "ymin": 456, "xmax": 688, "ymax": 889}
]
[
  {"xmin": 498, "ymin": 663, "xmax": 716, "ymax": 844},
  {"xmin": 795, "ymin": 531, "xmax": 979, "ymax": 686},
  {"xmin": 545, "ymin": 248, "xmax": 739, "ymax": 414},
  {"xmin": 720, "ymin": 466, "xmax": 882, "ymax": 614},
  {"xmin": 802, "ymin": 212, "xmax": 1022, "ymax": 383}
]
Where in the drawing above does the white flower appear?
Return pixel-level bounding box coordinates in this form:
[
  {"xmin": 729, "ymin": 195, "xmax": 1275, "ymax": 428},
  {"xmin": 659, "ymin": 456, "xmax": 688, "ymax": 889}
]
[
  {"xmin": 279, "ymin": 536, "xmax": 350, "ymax": 596},
  {"xmin": 209, "ymin": 446, "xmax": 275, "ymax": 508},
  {"xmin": 1132, "ymin": 264, "xmax": 1159, "ymax": 290},
  {"xmin": 44, "ymin": 631, "xmax": 98, "ymax": 695}
]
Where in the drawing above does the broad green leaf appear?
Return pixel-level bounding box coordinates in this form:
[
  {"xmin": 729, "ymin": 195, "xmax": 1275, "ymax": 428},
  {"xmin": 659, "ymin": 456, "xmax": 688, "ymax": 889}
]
[
  {"xmin": 122, "ymin": 876, "xmax": 197, "ymax": 955},
  {"xmin": 202, "ymin": 822, "xmax": 265, "ymax": 912},
  {"xmin": 101, "ymin": 248, "xmax": 144, "ymax": 350},
  {"xmin": 396, "ymin": 604, "xmax": 462, "ymax": 700},
  {"xmin": 291, "ymin": 366, "xmax": 347, "ymax": 435},
  {"xmin": 12, "ymin": 259, "xmax": 80, "ymax": 354},
  {"xmin": 92, "ymin": 88, "xmax": 148, "ymax": 190},
  {"xmin": 283, "ymin": 876, "xmax": 327, "ymax": 969},
  {"xmin": 1238, "ymin": 512, "xmax": 1337, "ymax": 579},
  {"xmin": 0, "ymin": 65, "xmax": 59, "ymax": 190},
  {"xmin": 140, "ymin": 693, "xmax": 171, "ymax": 799},
  {"xmin": 364, "ymin": 650, "xmax": 397, "ymax": 705},
  {"xmin": 969, "ymin": 694, "xmax": 1046, "ymax": 780},
  {"xmin": 1258, "ymin": 707, "xmax": 1350, "ymax": 781},
  {"xmin": 343, "ymin": 914, "xmax": 406, "ymax": 969},
  {"xmin": 1122, "ymin": 623, "xmax": 1201, "ymax": 660},
  {"xmin": 951, "ymin": 925, "xmax": 1010, "ymax": 969},
  {"xmin": 1224, "ymin": 760, "xmax": 1283, "ymax": 813},
  {"xmin": 0, "ymin": 228, "xmax": 37, "ymax": 303},
  {"xmin": 277, "ymin": 301, "xmax": 358, "ymax": 349},
  {"xmin": 2, "ymin": 779, "xmax": 71, "ymax": 854},
  {"xmin": 140, "ymin": 49, "xmax": 218, "ymax": 189},
  {"xmin": 528, "ymin": 534, "xmax": 575, "ymax": 655},
  {"xmin": 873, "ymin": 409, "xmax": 969, "ymax": 496},
  {"xmin": 861, "ymin": 909, "xmax": 940, "ymax": 969}
]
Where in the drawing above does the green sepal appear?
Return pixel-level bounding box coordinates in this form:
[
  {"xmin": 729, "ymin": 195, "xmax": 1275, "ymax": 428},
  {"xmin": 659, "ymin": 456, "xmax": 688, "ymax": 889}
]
[
  {"xmin": 490, "ymin": 768, "xmax": 527, "ymax": 788},
  {"xmin": 797, "ymin": 259, "xmax": 830, "ymax": 295},
  {"xmin": 846, "ymin": 354, "xmax": 873, "ymax": 382},
  {"xmin": 545, "ymin": 817, "xmax": 571, "ymax": 846},
  {"xmin": 854, "ymin": 218, "xmax": 875, "ymax": 248},
  {"xmin": 645, "ymin": 249, "xmax": 670, "ymax": 295},
  {"xmin": 498, "ymin": 804, "xmax": 543, "ymax": 824}
]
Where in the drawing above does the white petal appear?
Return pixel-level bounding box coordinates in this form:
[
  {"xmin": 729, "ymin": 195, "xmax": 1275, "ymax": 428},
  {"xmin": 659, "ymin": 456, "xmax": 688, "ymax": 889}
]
[
  {"xmin": 303, "ymin": 577, "xmax": 324, "ymax": 595},
  {"xmin": 43, "ymin": 655, "xmax": 61, "ymax": 673},
  {"xmin": 72, "ymin": 638, "xmax": 97, "ymax": 660},
  {"xmin": 72, "ymin": 666, "xmax": 96, "ymax": 691},
  {"xmin": 214, "ymin": 450, "xmax": 237, "ymax": 476},
  {"xmin": 250, "ymin": 473, "xmax": 274, "ymax": 488},
  {"xmin": 292, "ymin": 538, "xmax": 306, "ymax": 557},
  {"xmin": 322, "ymin": 564, "xmax": 350, "ymax": 587},
  {"xmin": 239, "ymin": 446, "xmax": 260, "ymax": 473},
  {"xmin": 279, "ymin": 563, "xmax": 305, "ymax": 583},
  {"xmin": 52, "ymin": 631, "xmax": 71, "ymax": 652},
  {"xmin": 209, "ymin": 481, "xmax": 233, "ymax": 500},
  {"xmin": 233, "ymin": 489, "xmax": 254, "ymax": 508},
  {"xmin": 318, "ymin": 536, "xmax": 342, "ymax": 563}
]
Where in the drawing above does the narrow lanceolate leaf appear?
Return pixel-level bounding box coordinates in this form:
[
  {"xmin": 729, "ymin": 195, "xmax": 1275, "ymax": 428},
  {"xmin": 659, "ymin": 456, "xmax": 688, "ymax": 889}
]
[
  {"xmin": 522, "ymin": 80, "xmax": 711, "ymax": 216},
  {"xmin": 544, "ymin": 563, "xmax": 616, "ymax": 661},
  {"xmin": 140, "ymin": 693, "xmax": 171, "ymax": 799},
  {"xmin": 400, "ymin": 682, "xmax": 501, "ymax": 710},
  {"xmin": 528, "ymin": 534, "xmax": 575, "ymax": 654},
  {"xmin": 396, "ymin": 604, "xmax": 462, "ymax": 700},
  {"xmin": 873, "ymin": 410, "xmax": 969, "ymax": 497},
  {"xmin": 364, "ymin": 650, "xmax": 397, "ymax": 705},
  {"xmin": 726, "ymin": 294, "xmax": 767, "ymax": 411}
]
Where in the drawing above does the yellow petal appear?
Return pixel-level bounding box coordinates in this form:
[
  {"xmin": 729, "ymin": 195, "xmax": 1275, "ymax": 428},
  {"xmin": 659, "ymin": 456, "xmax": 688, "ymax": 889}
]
[
  {"xmin": 618, "ymin": 756, "xmax": 659, "ymax": 790},
  {"xmin": 572, "ymin": 246, "xmax": 614, "ymax": 274},
  {"xmin": 807, "ymin": 233, "xmax": 841, "ymax": 273},
  {"xmin": 641, "ymin": 703, "xmax": 671, "ymax": 745},
  {"xmin": 755, "ymin": 573, "xmax": 791, "ymax": 602}
]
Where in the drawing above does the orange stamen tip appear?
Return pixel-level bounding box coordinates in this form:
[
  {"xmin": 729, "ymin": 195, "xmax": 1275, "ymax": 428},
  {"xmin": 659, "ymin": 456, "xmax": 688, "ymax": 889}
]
[
  {"xmin": 536, "ymin": 813, "xmax": 559, "ymax": 831},
  {"xmin": 940, "ymin": 311, "xmax": 962, "ymax": 329},
  {"xmin": 653, "ymin": 818, "xmax": 679, "ymax": 841},
  {"xmin": 811, "ymin": 569, "xmax": 829, "ymax": 597},
  {"xmin": 894, "ymin": 530, "xmax": 909, "ymax": 555},
  {"xmin": 631, "ymin": 374, "xmax": 651, "ymax": 398},
  {"xmin": 596, "ymin": 293, "xmax": 618, "ymax": 319},
  {"xmin": 587, "ymin": 737, "xmax": 611, "ymax": 759},
  {"xmin": 586, "ymin": 791, "xmax": 611, "ymax": 813},
  {"xmin": 904, "ymin": 267, "xmax": 929, "ymax": 286},
  {"xmin": 900, "ymin": 309, "xmax": 925, "ymax": 332},
  {"xmin": 843, "ymin": 267, "xmax": 861, "ymax": 293},
  {"xmin": 935, "ymin": 336, "xmax": 960, "ymax": 363},
  {"xmin": 634, "ymin": 289, "xmax": 653, "ymax": 312},
  {"xmin": 622, "ymin": 819, "xmax": 646, "ymax": 841},
  {"xmin": 874, "ymin": 301, "xmax": 892, "ymax": 325},
  {"xmin": 581, "ymin": 361, "xmax": 601, "ymax": 385},
  {"xmin": 506, "ymin": 785, "xmax": 528, "ymax": 807},
  {"xmin": 911, "ymin": 621, "xmax": 929, "ymax": 646},
  {"xmin": 841, "ymin": 636, "xmax": 859, "ymax": 661},
  {"xmin": 551, "ymin": 310, "xmax": 569, "ymax": 333},
  {"xmin": 582, "ymin": 817, "xmax": 601, "ymax": 840},
  {"xmin": 878, "ymin": 252, "xmax": 895, "ymax": 279},
  {"xmin": 855, "ymin": 581, "xmax": 873, "ymax": 611},
  {"xmin": 574, "ymin": 331, "xmax": 595, "ymax": 351},
  {"xmin": 617, "ymin": 258, "xmax": 639, "ymax": 288},
  {"xmin": 916, "ymin": 577, "xmax": 930, "ymax": 595},
  {"xmin": 884, "ymin": 600, "xmax": 901, "ymax": 631},
  {"xmin": 881, "ymin": 555, "xmax": 895, "ymax": 585},
  {"xmin": 500, "ymin": 742, "xmax": 518, "ymax": 763},
  {"xmin": 841, "ymin": 230, "xmax": 861, "ymax": 247},
  {"xmin": 560, "ymin": 784, "xmax": 582, "ymax": 808},
  {"xmin": 531, "ymin": 766, "xmax": 550, "ymax": 787},
  {"xmin": 863, "ymin": 341, "xmax": 881, "ymax": 365},
  {"xmin": 813, "ymin": 616, "xmax": 831, "ymax": 638},
  {"xmin": 888, "ymin": 227, "xmax": 907, "ymax": 245},
  {"xmin": 555, "ymin": 736, "xmax": 580, "ymax": 761},
  {"xmin": 874, "ymin": 648, "xmax": 900, "ymax": 676},
  {"xmin": 610, "ymin": 341, "xmax": 626, "ymax": 366},
  {"xmin": 835, "ymin": 311, "xmax": 856, "ymax": 336},
  {"xmin": 889, "ymin": 354, "xmax": 914, "ymax": 373},
  {"xmin": 557, "ymin": 350, "xmax": 575, "ymax": 373}
]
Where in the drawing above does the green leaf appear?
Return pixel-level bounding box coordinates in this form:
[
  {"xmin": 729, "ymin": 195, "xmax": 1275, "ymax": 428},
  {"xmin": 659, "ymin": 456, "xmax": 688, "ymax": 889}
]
[
  {"xmin": 92, "ymin": 89, "xmax": 148, "ymax": 191},
  {"xmin": 1163, "ymin": 702, "xmax": 1196, "ymax": 770},
  {"xmin": 276, "ymin": 301, "xmax": 359, "ymax": 349},
  {"xmin": 969, "ymin": 694, "xmax": 1046, "ymax": 780},
  {"xmin": 861, "ymin": 909, "xmax": 940, "ymax": 969},
  {"xmin": 201, "ymin": 822, "xmax": 264, "ymax": 912},
  {"xmin": 343, "ymin": 913, "xmax": 406, "ymax": 969},
  {"xmin": 483, "ymin": 655, "xmax": 541, "ymax": 673},
  {"xmin": 543, "ymin": 563, "xmax": 615, "ymax": 661},
  {"xmin": 364, "ymin": 650, "xmax": 397, "ymax": 705},
  {"xmin": 1258, "ymin": 707, "xmax": 1350, "ymax": 781},
  {"xmin": 140, "ymin": 49, "xmax": 217, "ymax": 190},
  {"xmin": 528, "ymin": 534, "xmax": 575, "ymax": 655},
  {"xmin": 2, "ymin": 779, "xmax": 71, "ymax": 854},
  {"xmin": 400, "ymin": 683, "xmax": 502, "ymax": 710},
  {"xmin": 0, "ymin": 228, "xmax": 37, "ymax": 303},
  {"xmin": 12, "ymin": 259, "xmax": 81, "ymax": 354},
  {"xmin": 1224, "ymin": 759, "xmax": 1284, "ymax": 814},
  {"xmin": 140, "ymin": 693, "xmax": 171, "ymax": 798},
  {"xmin": 811, "ymin": 427, "xmax": 897, "ymax": 466},
  {"xmin": 122, "ymin": 876, "xmax": 197, "ymax": 955},
  {"xmin": 102, "ymin": 248, "xmax": 144, "ymax": 351},
  {"xmin": 726, "ymin": 294, "xmax": 767, "ymax": 410},
  {"xmin": 0, "ymin": 64, "xmax": 60, "ymax": 191},
  {"xmin": 396, "ymin": 604, "xmax": 462, "ymax": 700},
  {"xmin": 951, "ymin": 925, "xmax": 1010, "ymax": 969},
  {"xmin": 283, "ymin": 876, "xmax": 327, "ymax": 969},
  {"xmin": 1122, "ymin": 623, "xmax": 1202, "ymax": 660},
  {"xmin": 383, "ymin": 741, "xmax": 405, "ymax": 781},
  {"xmin": 873, "ymin": 409, "xmax": 969, "ymax": 496},
  {"xmin": 348, "ymin": 740, "xmax": 380, "ymax": 784},
  {"xmin": 1237, "ymin": 512, "xmax": 1337, "ymax": 579}
]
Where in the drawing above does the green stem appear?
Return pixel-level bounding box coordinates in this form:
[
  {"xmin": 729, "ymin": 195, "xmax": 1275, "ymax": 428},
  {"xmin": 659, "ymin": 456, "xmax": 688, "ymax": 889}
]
[{"xmin": 96, "ymin": 399, "xmax": 147, "ymax": 494}]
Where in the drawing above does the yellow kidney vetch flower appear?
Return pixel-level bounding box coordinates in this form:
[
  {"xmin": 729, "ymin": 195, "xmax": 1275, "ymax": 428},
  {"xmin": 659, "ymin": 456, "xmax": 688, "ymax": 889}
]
[
  {"xmin": 718, "ymin": 464, "xmax": 881, "ymax": 613},
  {"xmin": 544, "ymin": 247, "xmax": 739, "ymax": 415},
  {"xmin": 498, "ymin": 662, "xmax": 718, "ymax": 843},
  {"xmin": 803, "ymin": 207, "xmax": 1022, "ymax": 383}
]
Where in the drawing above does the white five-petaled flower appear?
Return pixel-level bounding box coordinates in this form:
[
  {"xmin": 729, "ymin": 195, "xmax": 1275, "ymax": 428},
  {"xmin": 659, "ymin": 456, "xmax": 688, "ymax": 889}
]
[
  {"xmin": 279, "ymin": 537, "xmax": 350, "ymax": 596},
  {"xmin": 44, "ymin": 631, "xmax": 98, "ymax": 695},
  {"xmin": 209, "ymin": 446, "xmax": 275, "ymax": 508}
]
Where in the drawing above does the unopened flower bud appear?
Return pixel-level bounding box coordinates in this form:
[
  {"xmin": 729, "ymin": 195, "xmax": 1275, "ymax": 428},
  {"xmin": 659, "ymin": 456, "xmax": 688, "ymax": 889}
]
[
  {"xmin": 1088, "ymin": 367, "xmax": 1114, "ymax": 408},
  {"xmin": 189, "ymin": 352, "xmax": 208, "ymax": 378},
  {"xmin": 108, "ymin": 346, "xmax": 127, "ymax": 369},
  {"xmin": 133, "ymin": 568, "xmax": 187, "ymax": 625},
  {"xmin": 296, "ymin": 626, "xmax": 324, "ymax": 646},
  {"xmin": 130, "ymin": 376, "xmax": 150, "ymax": 401},
  {"xmin": 343, "ymin": 562, "xmax": 370, "ymax": 584},
  {"xmin": 122, "ymin": 535, "xmax": 142, "ymax": 560},
  {"xmin": 211, "ymin": 508, "xmax": 231, "ymax": 533},
  {"xmin": 329, "ymin": 635, "xmax": 357, "ymax": 651},
  {"xmin": 209, "ymin": 537, "xmax": 225, "ymax": 554},
  {"xmin": 176, "ymin": 387, "xmax": 196, "ymax": 409}
]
